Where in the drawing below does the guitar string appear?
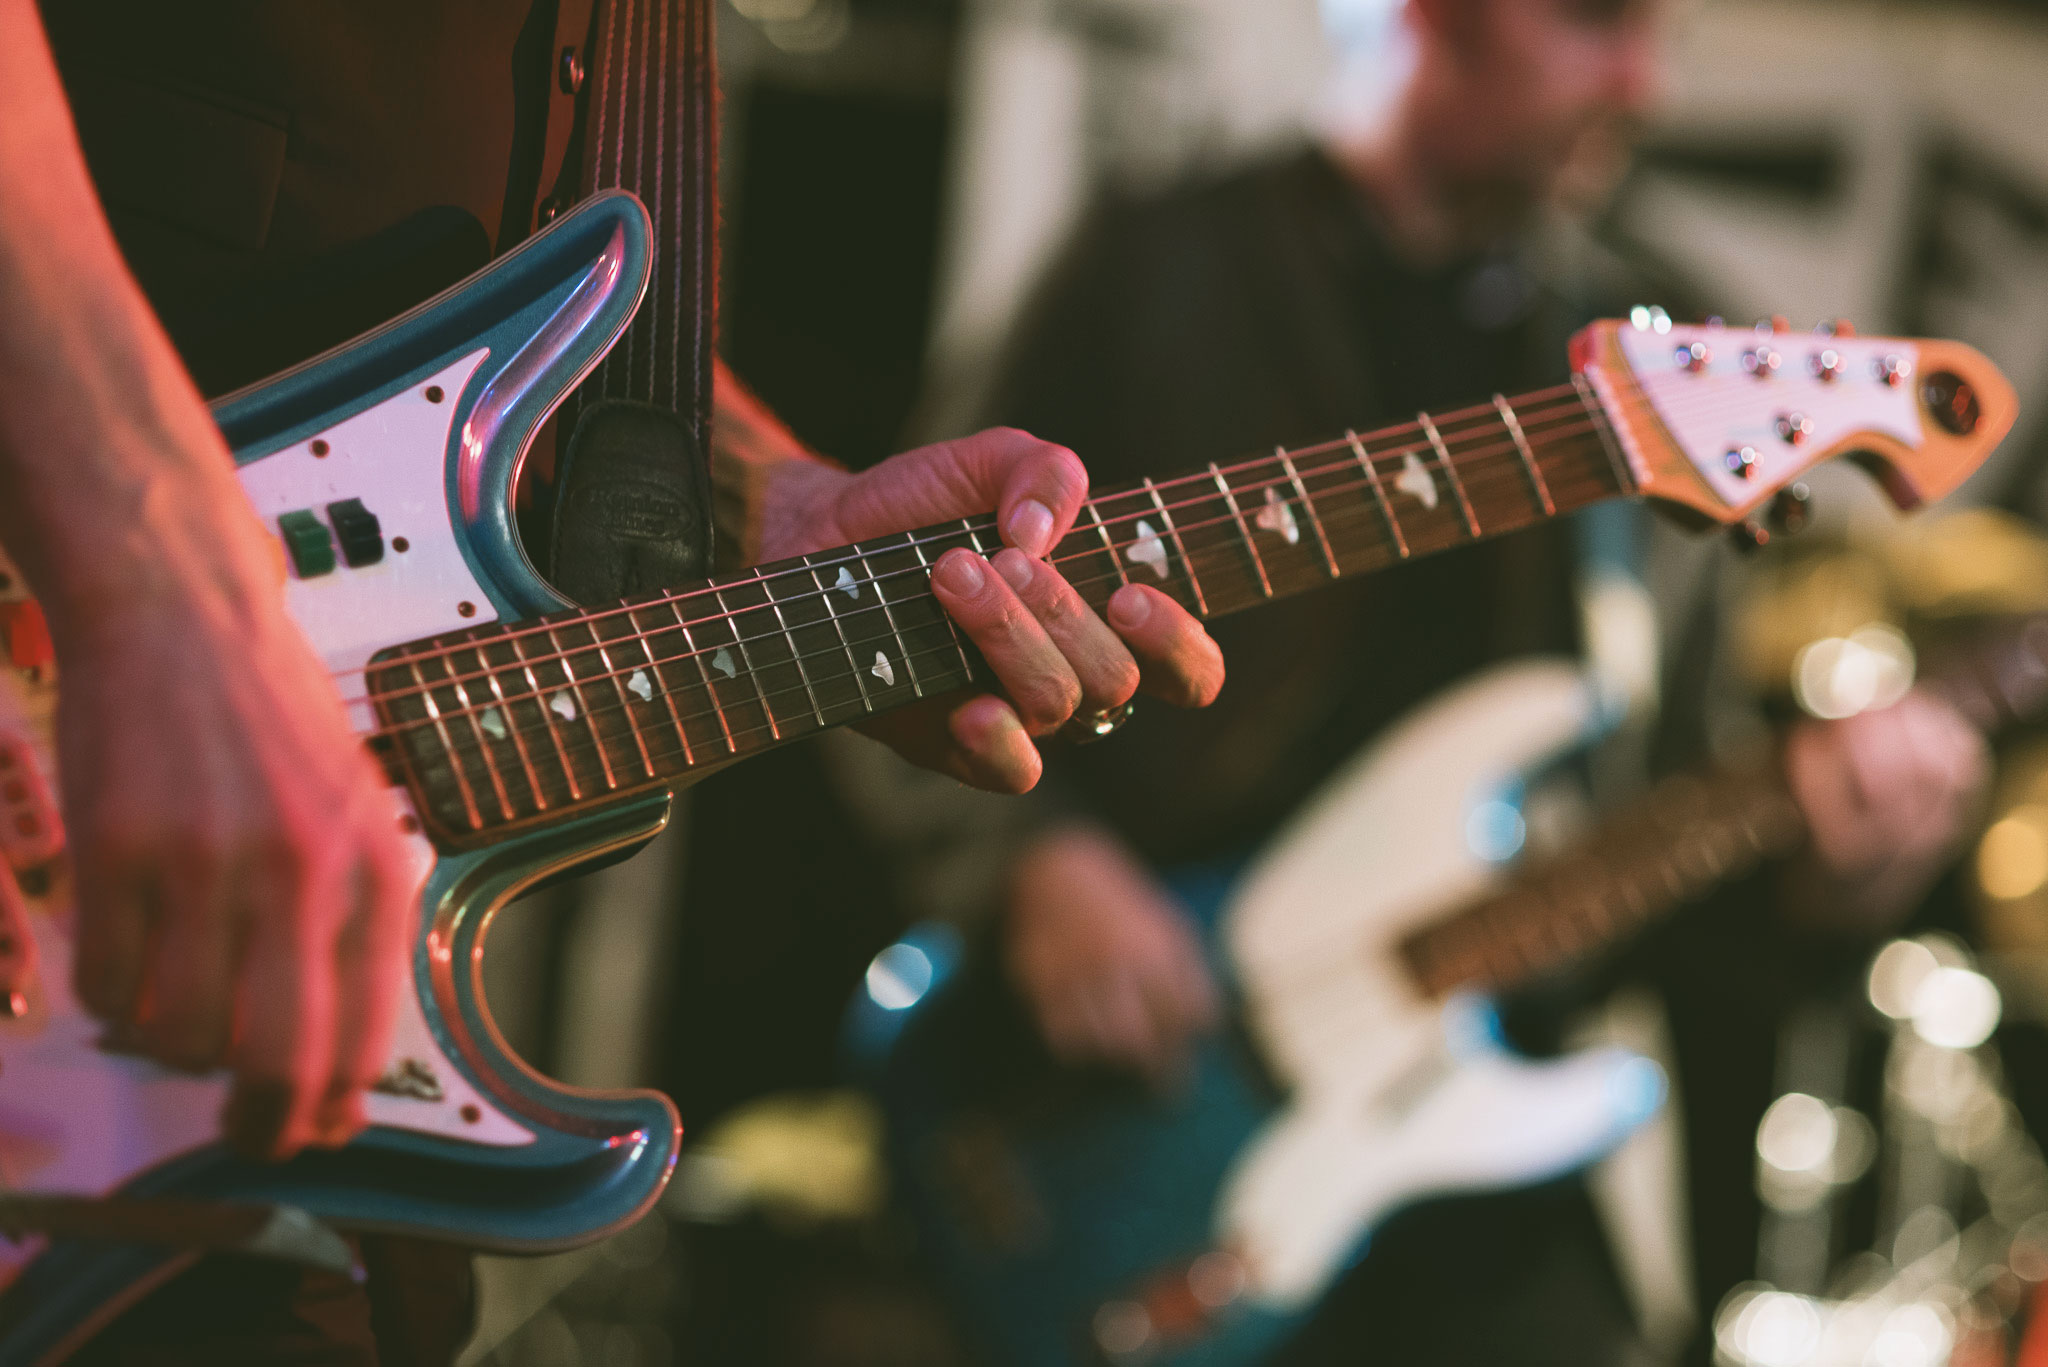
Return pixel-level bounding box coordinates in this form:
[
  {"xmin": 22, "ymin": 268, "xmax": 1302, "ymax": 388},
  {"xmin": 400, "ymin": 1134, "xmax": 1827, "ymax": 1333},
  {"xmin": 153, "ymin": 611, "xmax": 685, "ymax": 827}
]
[
  {"xmin": 376, "ymin": 450, "xmax": 1625, "ymax": 758},
  {"xmin": 320, "ymin": 384, "xmax": 1600, "ymax": 694},
  {"xmin": 360, "ymin": 371, "xmax": 1814, "ymax": 755},
  {"xmin": 341, "ymin": 363, "xmax": 1847, "ymax": 708},
  {"xmin": 386, "ymin": 468, "xmax": 1633, "ymax": 832},
  {"xmin": 367, "ymin": 460, "xmax": 1631, "ymax": 813},
  {"xmin": 351, "ymin": 414, "xmax": 1615, "ymax": 726},
  {"xmin": 342, "ymin": 398, "xmax": 1625, "ymax": 716},
  {"xmin": 357, "ymin": 422, "xmax": 1674, "ymax": 756}
]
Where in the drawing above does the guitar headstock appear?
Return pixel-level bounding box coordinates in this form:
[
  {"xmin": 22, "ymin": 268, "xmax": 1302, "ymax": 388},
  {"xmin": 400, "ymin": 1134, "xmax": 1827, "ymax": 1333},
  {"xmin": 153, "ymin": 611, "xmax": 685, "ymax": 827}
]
[{"xmin": 1573, "ymin": 314, "xmax": 2017, "ymax": 525}]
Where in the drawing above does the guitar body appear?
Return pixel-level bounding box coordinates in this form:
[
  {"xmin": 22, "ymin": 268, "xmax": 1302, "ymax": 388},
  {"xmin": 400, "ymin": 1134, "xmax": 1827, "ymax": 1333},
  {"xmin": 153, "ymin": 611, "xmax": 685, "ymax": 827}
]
[
  {"xmin": 865, "ymin": 661, "xmax": 1665, "ymax": 1367},
  {"xmin": 0, "ymin": 192, "xmax": 684, "ymax": 1364}
]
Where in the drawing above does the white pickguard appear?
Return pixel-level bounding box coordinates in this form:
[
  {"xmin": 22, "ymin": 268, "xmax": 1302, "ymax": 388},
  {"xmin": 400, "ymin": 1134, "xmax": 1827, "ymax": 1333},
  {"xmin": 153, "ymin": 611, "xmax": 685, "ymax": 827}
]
[
  {"xmin": 1211, "ymin": 660, "xmax": 1666, "ymax": 1309},
  {"xmin": 235, "ymin": 350, "xmax": 502, "ymax": 728},
  {"xmin": 0, "ymin": 360, "xmax": 545, "ymax": 1285}
]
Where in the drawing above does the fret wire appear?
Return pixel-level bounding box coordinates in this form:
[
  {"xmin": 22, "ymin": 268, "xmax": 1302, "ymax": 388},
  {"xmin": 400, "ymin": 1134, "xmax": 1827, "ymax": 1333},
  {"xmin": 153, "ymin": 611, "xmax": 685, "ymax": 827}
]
[
  {"xmin": 907, "ymin": 533, "xmax": 976, "ymax": 679},
  {"xmin": 354, "ymin": 388, "xmax": 1611, "ymax": 709},
  {"xmin": 1346, "ymin": 428, "xmax": 1409, "ymax": 558},
  {"xmin": 364, "ymin": 397, "xmax": 1608, "ymax": 719},
  {"xmin": 1209, "ymin": 461, "xmax": 1273, "ymax": 599},
  {"xmin": 478, "ymin": 635, "xmax": 551, "ymax": 811},
  {"xmin": 1417, "ymin": 411, "xmax": 1482, "ymax": 538},
  {"xmin": 1574, "ymin": 374, "xmax": 1637, "ymax": 495},
  {"xmin": 804, "ymin": 553, "xmax": 876, "ymax": 713},
  {"xmin": 669, "ymin": 601, "xmax": 738, "ymax": 755},
  {"xmin": 545, "ymin": 625, "xmax": 619, "ymax": 790},
  {"xmin": 1085, "ymin": 501, "xmax": 1132, "ymax": 590},
  {"xmin": 407, "ymin": 655, "xmax": 484, "ymax": 830},
  {"xmin": 1278, "ymin": 447, "xmax": 1339, "ymax": 579},
  {"xmin": 444, "ymin": 648, "xmax": 518, "ymax": 821},
  {"xmin": 755, "ymin": 567, "xmax": 829, "ymax": 728},
  {"xmin": 403, "ymin": 444, "xmax": 1627, "ymax": 796},
  {"xmin": 1493, "ymin": 394, "xmax": 1554, "ymax": 516},
  {"xmin": 627, "ymin": 604, "xmax": 694, "ymax": 768},
  {"xmin": 507, "ymin": 627, "xmax": 584, "ymax": 799},
  {"xmin": 961, "ymin": 517, "xmax": 988, "ymax": 554},
  {"xmin": 376, "ymin": 405, "xmax": 1646, "ymax": 770},
  {"xmin": 1143, "ymin": 477, "xmax": 1208, "ymax": 616},
  {"xmin": 589, "ymin": 626, "xmax": 658, "ymax": 779},
  {"xmin": 712, "ymin": 585, "xmax": 782, "ymax": 740},
  {"xmin": 854, "ymin": 544, "xmax": 926, "ymax": 698}
]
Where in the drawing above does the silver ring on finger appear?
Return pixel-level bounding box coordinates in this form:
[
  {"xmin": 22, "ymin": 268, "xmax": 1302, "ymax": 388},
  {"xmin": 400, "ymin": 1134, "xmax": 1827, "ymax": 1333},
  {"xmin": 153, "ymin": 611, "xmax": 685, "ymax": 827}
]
[{"xmin": 1061, "ymin": 700, "xmax": 1136, "ymax": 745}]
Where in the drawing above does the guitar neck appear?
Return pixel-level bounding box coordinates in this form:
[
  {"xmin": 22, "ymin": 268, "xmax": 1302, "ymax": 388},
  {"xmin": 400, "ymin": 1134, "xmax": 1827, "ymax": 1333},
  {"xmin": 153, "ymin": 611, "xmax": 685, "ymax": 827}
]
[
  {"xmin": 1399, "ymin": 613, "xmax": 2048, "ymax": 1001},
  {"xmin": 372, "ymin": 382, "xmax": 1632, "ymax": 845}
]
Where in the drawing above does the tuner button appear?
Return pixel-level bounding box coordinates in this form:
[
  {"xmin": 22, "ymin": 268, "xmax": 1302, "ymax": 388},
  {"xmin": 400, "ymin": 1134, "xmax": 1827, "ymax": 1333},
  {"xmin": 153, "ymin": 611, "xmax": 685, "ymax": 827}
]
[
  {"xmin": 1742, "ymin": 346, "xmax": 1782, "ymax": 378},
  {"xmin": 1875, "ymin": 354, "xmax": 1912, "ymax": 388},
  {"xmin": 1810, "ymin": 348, "xmax": 1842, "ymax": 382},
  {"xmin": 1829, "ymin": 320, "xmax": 1856, "ymax": 338},
  {"xmin": 1725, "ymin": 445, "xmax": 1761, "ymax": 481},
  {"xmin": 1630, "ymin": 305, "xmax": 1673, "ymax": 333},
  {"xmin": 1676, "ymin": 341, "xmax": 1711, "ymax": 373},
  {"xmin": 1774, "ymin": 412, "xmax": 1814, "ymax": 445},
  {"xmin": 1771, "ymin": 315, "xmax": 1791, "ymax": 334},
  {"xmin": 1769, "ymin": 483, "xmax": 1813, "ymax": 535},
  {"xmin": 1729, "ymin": 519, "xmax": 1772, "ymax": 554}
]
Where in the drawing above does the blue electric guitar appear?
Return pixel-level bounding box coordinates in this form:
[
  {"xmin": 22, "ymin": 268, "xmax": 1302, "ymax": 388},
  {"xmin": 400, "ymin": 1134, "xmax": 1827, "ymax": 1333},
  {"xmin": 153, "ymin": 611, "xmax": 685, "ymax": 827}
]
[{"xmin": 0, "ymin": 186, "xmax": 2012, "ymax": 1364}]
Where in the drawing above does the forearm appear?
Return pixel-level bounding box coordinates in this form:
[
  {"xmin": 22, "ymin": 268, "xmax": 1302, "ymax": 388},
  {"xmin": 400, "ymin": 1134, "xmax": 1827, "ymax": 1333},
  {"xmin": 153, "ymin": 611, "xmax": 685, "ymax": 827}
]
[
  {"xmin": 709, "ymin": 358, "xmax": 838, "ymax": 568},
  {"xmin": 0, "ymin": 0, "xmax": 271, "ymax": 643}
]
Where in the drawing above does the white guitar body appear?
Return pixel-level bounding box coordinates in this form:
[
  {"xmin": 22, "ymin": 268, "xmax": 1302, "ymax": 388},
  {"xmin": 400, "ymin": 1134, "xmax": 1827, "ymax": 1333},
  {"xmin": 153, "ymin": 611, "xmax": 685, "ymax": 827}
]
[
  {"xmin": 0, "ymin": 358, "xmax": 548, "ymax": 1293},
  {"xmin": 1215, "ymin": 659, "xmax": 1666, "ymax": 1309}
]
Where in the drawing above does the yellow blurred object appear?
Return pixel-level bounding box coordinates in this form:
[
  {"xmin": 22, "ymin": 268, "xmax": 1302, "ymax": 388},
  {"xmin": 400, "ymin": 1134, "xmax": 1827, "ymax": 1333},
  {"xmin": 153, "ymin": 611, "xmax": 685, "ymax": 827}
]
[
  {"xmin": 1734, "ymin": 510, "xmax": 2048, "ymax": 699},
  {"xmin": 1979, "ymin": 806, "xmax": 2048, "ymax": 901},
  {"xmin": 1882, "ymin": 508, "xmax": 2048, "ymax": 618},
  {"xmin": 1734, "ymin": 552, "xmax": 1893, "ymax": 696},
  {"xmin": 1973, "ymin": 747, "xmax": 2048, "ymax": 955},
  {"xmin": 680, "ymin": 1090, "xmax": 885, "ymax": 1225}
]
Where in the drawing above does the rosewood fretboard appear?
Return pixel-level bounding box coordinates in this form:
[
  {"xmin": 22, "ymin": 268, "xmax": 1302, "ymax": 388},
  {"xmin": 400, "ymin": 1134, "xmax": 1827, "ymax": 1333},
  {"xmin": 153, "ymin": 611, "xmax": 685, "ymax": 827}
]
[
  {"xmin": 1400, "ymin": 613, "xmax": 2048, "ymax": 1000},
  {"xmin": 369, "ymin": 383, "xmax": 1632, "ymax": 845}
]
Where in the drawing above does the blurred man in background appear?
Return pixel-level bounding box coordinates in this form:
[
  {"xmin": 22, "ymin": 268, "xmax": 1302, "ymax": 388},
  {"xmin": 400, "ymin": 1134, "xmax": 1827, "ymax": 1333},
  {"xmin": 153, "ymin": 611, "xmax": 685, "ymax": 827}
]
[{"xmin": 951, "ymin": 0, "xmax": 1986, "ymax": 1361}]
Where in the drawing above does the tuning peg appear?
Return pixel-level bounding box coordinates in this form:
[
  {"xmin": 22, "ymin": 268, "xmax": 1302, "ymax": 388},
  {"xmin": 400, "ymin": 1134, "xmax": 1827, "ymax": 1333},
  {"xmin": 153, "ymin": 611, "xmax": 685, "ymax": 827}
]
[
  {"xmin": 1729, "ymin": 519, "xmax": 1772, "ymax": 554},
  {"xmin": 1772, "ymin": 315, "xmax": 1790, "ymax": 334},
  {"xmin": 1769, "ymin": 483, "xmax": 1812, "ymax": 535},
  {"xmin": 1817, "ymin": 319, "xmax": 1856, "ymax": 338}
]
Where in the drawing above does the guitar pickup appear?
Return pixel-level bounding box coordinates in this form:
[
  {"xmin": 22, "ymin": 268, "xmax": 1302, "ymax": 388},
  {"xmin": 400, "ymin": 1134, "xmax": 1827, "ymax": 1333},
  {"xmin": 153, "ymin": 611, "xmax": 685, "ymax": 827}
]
[{"xmin": 326, "ymin": 498, "xmax": 385, "ymax": 567}]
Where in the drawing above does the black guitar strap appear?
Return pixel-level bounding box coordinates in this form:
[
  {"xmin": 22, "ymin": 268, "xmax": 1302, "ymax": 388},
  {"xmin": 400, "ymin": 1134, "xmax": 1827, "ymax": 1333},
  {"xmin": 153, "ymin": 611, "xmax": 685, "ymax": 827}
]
[{"xmin": 545, "ymin": 0, "xmax": 720, "ymax": 602}]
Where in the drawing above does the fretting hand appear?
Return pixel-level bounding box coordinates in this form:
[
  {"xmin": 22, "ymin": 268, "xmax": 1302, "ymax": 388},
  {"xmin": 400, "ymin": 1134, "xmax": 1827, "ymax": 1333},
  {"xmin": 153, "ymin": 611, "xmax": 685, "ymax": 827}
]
[
  {"xmin": 1005, "ymin": 825, "xmax": 1219, "ymax": 1085},
  {"xmin": 754, "ymin": 426, "xmax": 1226, "ymax": 793},
  {"xmin": 1780, "ymin": 688, "xmax": 1989, "ymax": 931}
]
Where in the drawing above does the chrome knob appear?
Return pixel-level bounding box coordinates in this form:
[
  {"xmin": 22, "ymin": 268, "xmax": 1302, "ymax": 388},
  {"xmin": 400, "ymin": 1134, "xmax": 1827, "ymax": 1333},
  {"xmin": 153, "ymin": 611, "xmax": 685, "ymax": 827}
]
[
  {"xmin": 1774, "ymin": 413, "xmax": 1814, "ymax": 445},
  {"xmin": 1810, "ymin": 348, "xmax": 1842, "ymax": 382},
  {"xmin": 1676, "ymin": 341, "xmax": 1711, "ymax": 373}
]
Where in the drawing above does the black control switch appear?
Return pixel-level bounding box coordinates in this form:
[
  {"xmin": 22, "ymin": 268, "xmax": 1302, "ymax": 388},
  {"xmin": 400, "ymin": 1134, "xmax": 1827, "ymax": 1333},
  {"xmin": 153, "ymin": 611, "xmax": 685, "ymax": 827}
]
[{"xmin": 326, "ymin": 498, "xmax": 385, "ymax": 567}]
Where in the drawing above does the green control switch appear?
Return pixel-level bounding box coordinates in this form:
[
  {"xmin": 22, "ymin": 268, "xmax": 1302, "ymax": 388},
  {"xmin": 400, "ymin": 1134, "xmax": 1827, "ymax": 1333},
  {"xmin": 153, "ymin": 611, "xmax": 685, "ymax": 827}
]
[{"xmin": 278, "ymin": 510, "xmax": 336, "ymax": 579}]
